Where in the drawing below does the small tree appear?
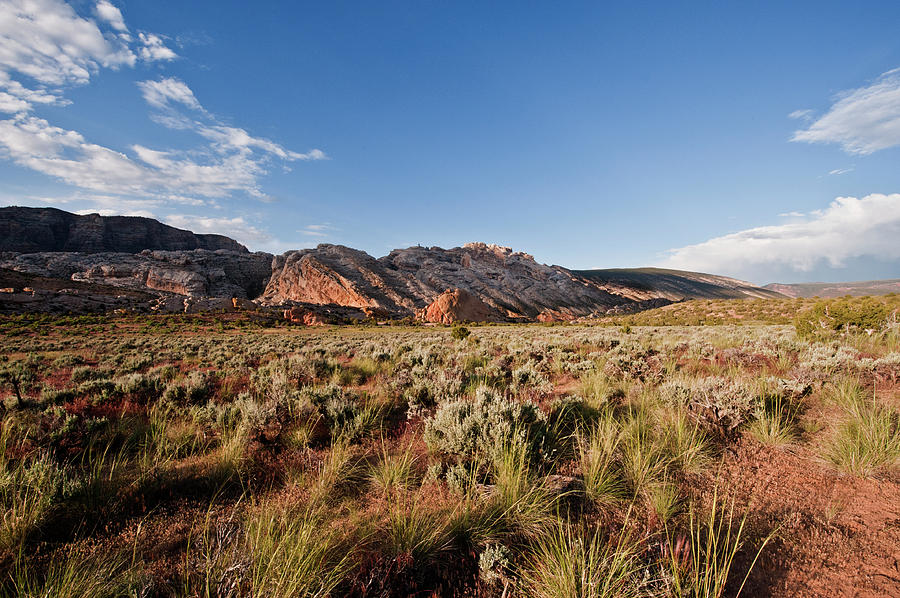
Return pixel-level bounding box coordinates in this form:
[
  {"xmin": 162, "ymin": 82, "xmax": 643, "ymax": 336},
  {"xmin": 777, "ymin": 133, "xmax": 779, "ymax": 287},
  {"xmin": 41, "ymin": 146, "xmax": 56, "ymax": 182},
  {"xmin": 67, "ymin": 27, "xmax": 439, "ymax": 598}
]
[
  {"xmin": 0, "ymin": 363, "xmax": 32, "ymax": 409},
  {"xmin": 450, "ymin": 325, "xmax": 470, "ymax": 341}
]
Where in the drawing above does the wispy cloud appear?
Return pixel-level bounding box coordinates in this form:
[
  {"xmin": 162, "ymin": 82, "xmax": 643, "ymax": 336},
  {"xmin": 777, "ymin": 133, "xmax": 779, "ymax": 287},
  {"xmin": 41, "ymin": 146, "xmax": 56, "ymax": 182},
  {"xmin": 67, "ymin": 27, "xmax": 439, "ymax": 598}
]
[
  {"xmin": 165, "ymin": 214, "xmax": 269, "ymax": 243},
  {"xmin": 663, "ymin": 193, "xmax": 900, "ymax": 275},
  {"xmin": 131, "ymin": 76, "xmax": 326, "ymax": 199},
  {"xmin": 828, "ymin": 167, "xmax": 853, "ymax": 176},
  {"xmin": 137, "ymin": 32, "xmax": 177, "ymax": 62},
  {"xmin": 788, "ymin": 109, "xmax": 814, "ymax": 121},
  {"xmin": 299, "ymin": 223, "xmax": 336, "ymax": 237},
  {"xmin": 792, "ymin": 68, "xmax": 900, "ymax": 154}
]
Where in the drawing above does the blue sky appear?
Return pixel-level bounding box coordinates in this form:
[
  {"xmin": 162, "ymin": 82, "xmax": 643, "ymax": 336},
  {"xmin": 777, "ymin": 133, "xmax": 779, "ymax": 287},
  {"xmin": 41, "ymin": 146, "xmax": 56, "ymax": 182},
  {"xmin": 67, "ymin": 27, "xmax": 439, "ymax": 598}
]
[{"xmin": 2, "ymin": 1, "xmax": 900, "ymax": 284}]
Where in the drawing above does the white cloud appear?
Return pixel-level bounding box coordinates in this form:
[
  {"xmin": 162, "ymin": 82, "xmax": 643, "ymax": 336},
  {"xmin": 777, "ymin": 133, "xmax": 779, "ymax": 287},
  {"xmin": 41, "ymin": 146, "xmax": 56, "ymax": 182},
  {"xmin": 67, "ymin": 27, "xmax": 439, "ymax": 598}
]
[
  {"xmin": 828, "ymin": 167, "xmax": 853, "ymax": 176},
  {"xmin": 299, "ymin": 223, "xmax": 334, "ymax": 237},
  {"xmin": 94, "ymin": 1, "xmax": 127, "ymax": 33},
  {"xmin": 164, "ymin": 214, "xmax": 271, "ymax": 246},
  {"xmin": 788, "ymin": 109, "xmax": 813, "ymax": 121},
  {"xmin": 195, "ymin": 124, "xmax": 326, "ymax": 161},
  {"xmin": 792, "ymin": 68, "xmax": 900, "ymax": 154},
  {"xmin": 663, "ymin": 194, "xmax": 900, "ymax": 275},
  {"xmin": 0, "ymin": 71, "xmax": 67, "ymax": 113},
  {"xmin": 0, "ymin": 114, "xmax": 269, "ymax": 198},
  {"xmin": 0, "ymin": 0, "xmax": 176, "ymax": 115},
  {"xmin": 137, "ymin": 77, "xmax": 202, "ymax": 110},
  {"xmin": 0, "ymin": 0, "xmax": 136, "ymax": 86},
  {"xmin": 137, "ymin": 32, "xmax": 177, "ymax": 62},
  {"xmin": 137, "ymin": 77, "xmax": 326, "ymax": 163}
]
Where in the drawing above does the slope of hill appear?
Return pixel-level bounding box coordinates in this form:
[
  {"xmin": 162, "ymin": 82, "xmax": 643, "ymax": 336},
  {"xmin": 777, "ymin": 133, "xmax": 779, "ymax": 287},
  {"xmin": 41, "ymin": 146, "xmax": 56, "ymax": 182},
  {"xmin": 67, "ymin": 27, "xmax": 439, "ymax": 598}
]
[
  {"xmin": 574, "ymin": 267, "xmax": 785, "ymax": 300},
  {"xmin": 764, "ymin": 279, "xmax": 900, "ymax": 298}
]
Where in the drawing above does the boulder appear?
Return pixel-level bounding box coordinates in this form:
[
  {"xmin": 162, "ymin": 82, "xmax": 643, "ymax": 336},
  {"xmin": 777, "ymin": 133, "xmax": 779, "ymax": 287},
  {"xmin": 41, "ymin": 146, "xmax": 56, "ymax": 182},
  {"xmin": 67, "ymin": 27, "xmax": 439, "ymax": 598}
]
[
  {"xmin": 536, "ymin": 309, "xmax": 577, "ymax": 322},
  {"xmin": 284, "ymin": 306, "xmax": 329, "ymax": 326},
  {"xmin": 419, "ymin": 288, "xmax": 501, "ymax": 324}
]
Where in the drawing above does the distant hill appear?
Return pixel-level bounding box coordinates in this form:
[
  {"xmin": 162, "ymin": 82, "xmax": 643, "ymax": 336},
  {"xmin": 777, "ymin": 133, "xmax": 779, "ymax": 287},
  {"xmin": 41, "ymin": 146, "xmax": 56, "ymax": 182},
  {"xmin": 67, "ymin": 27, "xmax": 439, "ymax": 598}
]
[
  {"xmin": 0, "ymin": 206, "xmax": 247, "ymax": 254},
  {"xmin": 764, "ymin": 279, "xmax": 900, "ymax": 298},
  {"xmin": 573, "ymin": 267, "xmax": 785, "ymax": 301}
]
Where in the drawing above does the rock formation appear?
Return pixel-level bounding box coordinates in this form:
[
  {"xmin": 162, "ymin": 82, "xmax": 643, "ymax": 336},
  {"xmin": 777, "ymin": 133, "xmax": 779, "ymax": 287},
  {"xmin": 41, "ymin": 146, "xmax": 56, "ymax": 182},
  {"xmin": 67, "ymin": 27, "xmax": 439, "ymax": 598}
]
[
  {"xmin": 0, "ymin": 207, "xmax": 246, "ymax": 253},
  {"xmin": 419, "ymin": 288, "xmax": 503, "ymax": 324},
  {"xmin": 0, "ymin": 249, "xmax": 272, "ymax": 299},
  {"xmin": 0, "ymin": 207, "xmax": 783, "ymax": 319},
  {"xmin": 284, "ymin": 306, "xmax": 328, "ymax": 326},
  {"xmin": 261, "ymin": 242, "xmax": 628, "ymax": 319}
]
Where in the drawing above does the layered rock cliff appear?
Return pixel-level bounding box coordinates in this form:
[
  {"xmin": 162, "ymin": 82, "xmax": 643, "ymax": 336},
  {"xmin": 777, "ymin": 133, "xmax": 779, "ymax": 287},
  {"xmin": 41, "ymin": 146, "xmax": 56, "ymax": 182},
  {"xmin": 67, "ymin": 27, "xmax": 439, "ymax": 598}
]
[
  {"xmin": 0, "ymin": 207, "xmax": 247, "ymax": 253},
  {"xmin": 261, "ymin": 242, "xmax": 629, "ymax": 319},
  {"xmin": 0, "ymin": 207, "xmax": 782, "ymax": 318},
  {"xmin": 1, "ymin": 250, "xmax": 272, "ymax": 299}
]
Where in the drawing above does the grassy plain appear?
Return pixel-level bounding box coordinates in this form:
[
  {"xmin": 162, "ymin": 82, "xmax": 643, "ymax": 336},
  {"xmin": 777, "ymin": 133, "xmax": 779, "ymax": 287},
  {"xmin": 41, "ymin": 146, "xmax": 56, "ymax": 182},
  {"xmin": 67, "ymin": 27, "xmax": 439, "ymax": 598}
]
[{"xmin": 0, "ymin": 296, "xmax": 898, "ymax": 597}]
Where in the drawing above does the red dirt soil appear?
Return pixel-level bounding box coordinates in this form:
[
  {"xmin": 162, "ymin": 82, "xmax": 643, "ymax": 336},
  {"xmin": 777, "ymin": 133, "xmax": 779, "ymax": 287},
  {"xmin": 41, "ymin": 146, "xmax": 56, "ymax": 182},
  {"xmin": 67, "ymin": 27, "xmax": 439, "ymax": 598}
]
[{"xmin": 719, "ymin": 439, "xmax": 900, "ymax": 598}]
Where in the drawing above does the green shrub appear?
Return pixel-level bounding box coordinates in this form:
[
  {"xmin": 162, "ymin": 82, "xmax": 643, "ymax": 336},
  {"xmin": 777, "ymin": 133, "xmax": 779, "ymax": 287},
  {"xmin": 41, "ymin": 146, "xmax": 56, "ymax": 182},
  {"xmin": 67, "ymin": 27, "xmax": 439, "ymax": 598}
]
[
  {"xmin": 450, "ymin": 325, "xmax": 471, "ymax": 341},
  {"xmin": 423, "ymin": 386, "xmax": 547, "ymax": 463},
  {"xmin": 660, "ymin": 377, "xmax": 753, "ymax": 440},
  {"xmin": 795, "ymin": 297, "xmax": 896, "ymax": 338}
]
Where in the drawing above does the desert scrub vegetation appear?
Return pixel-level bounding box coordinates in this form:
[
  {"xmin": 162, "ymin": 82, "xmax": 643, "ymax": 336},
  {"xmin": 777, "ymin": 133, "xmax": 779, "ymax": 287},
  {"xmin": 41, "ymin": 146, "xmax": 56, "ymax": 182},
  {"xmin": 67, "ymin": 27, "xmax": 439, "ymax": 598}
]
[{"xmin": 0, "ymin": 310, "xmax": 897, "ymax": 596}]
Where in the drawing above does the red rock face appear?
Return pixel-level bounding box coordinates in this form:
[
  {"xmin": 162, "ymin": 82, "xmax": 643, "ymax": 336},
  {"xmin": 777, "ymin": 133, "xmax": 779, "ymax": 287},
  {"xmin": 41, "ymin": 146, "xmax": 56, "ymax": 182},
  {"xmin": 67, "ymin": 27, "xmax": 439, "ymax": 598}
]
[
  {"xmin": 283, "ymin": 306, "xmax": 328, "ymax": 326},
  {"xmin": 536, "ymin": 309, "xmax": 577, "ymax": 322},
  {"xmin": 420, "ymin": 288, "xmax": 501, "ymax": 324}
]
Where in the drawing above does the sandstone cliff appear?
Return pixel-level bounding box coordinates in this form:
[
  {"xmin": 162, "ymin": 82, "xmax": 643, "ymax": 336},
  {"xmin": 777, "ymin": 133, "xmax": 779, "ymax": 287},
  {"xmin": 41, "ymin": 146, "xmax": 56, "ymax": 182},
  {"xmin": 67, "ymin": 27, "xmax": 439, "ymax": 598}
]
[
  {"xmin": 0, "ymin": 249, "xmax": 272, "ymax": 299},
  {"xmin": 262, "ymin": 242, "xmax": 628, "ymax": 319},
  {"xmin": 0, "ymin": 207, "xmax": 247, "ymax": 253}
]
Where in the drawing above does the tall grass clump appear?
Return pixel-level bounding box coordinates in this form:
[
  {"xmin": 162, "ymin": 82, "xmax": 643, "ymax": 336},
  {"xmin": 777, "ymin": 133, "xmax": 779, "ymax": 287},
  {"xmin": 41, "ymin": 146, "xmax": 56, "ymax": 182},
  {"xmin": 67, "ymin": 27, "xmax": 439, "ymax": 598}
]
[
  {"xmin": 368, "ymin": 440, "xmax": 417, "ymax": 495},
  {"xmin": 519, "ymin": 523, "xmax": 642, "ymax": 598},
  {"xmin": 489, "ymin": 438, "xmax": 555, "ymax": 540},
  {"xmin": 660, "ymin": 408, "xmax": 709, "ymax": 475},
  {"xmin": 7, "ymin": 550, "xmax": 142, "ymax": 598},
  {"xmin": 578, "ymin": 414, "xmax": 624, "ymax": 507},
  {"xmin": 383, "ymin": 498, "xmax": 453, "ymax": 565},
  {"xmin": 308, "ymin": 438, "xmax": 357, "ymax": 504},
  {"xmin": 620, "ymin": 410, "xmax": 669, "ymax": 499},
  {"xmin": 749, "ymin": 394, "xmax": 799, "ymax": 447},
  {"xmin": 244, "ymin": 505, "xmax": 351, "ymax": 598},
  {"xmin": 579, "ymin": 371, "xmax": 626, "ymax": 412},
  {"xmin": 826, "ymin": 377, "xmax": 867, "ymax": 413},
  {"xmin": 822, "ymin": 400, "xmax": 900, "ymax": 476},
  {"xmin": 660, "ymin": 488, "xmax": 774, "ymax": 598},
  {"xmin": 0, "ymin": 428, "xmax": 65, "ymax": 553}
]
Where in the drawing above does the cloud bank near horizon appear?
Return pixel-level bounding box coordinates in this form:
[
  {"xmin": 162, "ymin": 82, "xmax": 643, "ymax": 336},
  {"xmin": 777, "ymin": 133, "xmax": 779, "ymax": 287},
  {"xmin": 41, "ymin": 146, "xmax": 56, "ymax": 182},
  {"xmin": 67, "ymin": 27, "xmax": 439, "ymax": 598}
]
[{"xmin": 662, "ymin": 194, "xmax": 900, "ymax": 282}]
